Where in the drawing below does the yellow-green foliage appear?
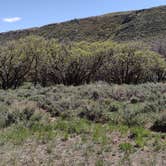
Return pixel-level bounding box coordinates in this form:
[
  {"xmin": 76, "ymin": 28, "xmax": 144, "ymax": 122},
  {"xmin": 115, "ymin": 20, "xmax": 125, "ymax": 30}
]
[{"xmin": 0, "ymin": 36, "xmax": 165, "ymax": 89}]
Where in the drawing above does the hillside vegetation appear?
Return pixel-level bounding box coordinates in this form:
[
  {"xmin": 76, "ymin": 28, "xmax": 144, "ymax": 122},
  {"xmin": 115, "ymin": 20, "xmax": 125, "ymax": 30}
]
[
  {"xmin": 0, "ymin": 6, "xmax": 166, "ymax": 43},
  {"xmin": 0, "ymin": 82, "xmax": 165, "ymax": 165},
  {"xmin": 0, "ymin": 5, "xmax": 166, "ymax": 166},
  {"xmin": 0, "ymin": 36, "xmax": 165, "ymax": 89}
]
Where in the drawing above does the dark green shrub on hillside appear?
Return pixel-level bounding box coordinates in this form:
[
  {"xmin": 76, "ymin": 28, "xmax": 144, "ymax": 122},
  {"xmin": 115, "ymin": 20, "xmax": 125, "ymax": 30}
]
[
  {"xmin": 122, "ymin": 104, "xmax": 151, "ymax": 126},
  {"xmin": 0, "ymin": 105, "xmax": 15, "ymax": 128},
  {"xmin": 130, "ymin": 97, "xmax": 139, "ymax": 104},
  {"xmin": 151, "ymin": 113, "xmax": 166, "ymax": 132},
  {"xmin": 78, "ymin": 102, "xmax": 110, "ymax": 123},
  {"xmin": 122, "ymin": 109, "xmax": 141, "ymax": 127},
  {"xmin": 142, "ymin": 102, "xmax": 159, "ymax": 113},
  {"xmin": 0, "ymin": 99, "xmax": 49, "ymax": 128},
  {"xmin": 18, "ymin": 107, "xmax": 34, "ymax": 121},
  {"xmin": 108, "ymin": 102, "xmax": 121, "ymax": 112}
]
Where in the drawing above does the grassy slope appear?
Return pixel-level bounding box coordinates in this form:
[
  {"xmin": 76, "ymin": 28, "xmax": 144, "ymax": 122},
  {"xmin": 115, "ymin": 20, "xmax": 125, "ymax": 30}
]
[
  {"xmin": 0, "ymin": 82, "xmax": 165, "ymax": 165},
  {"xmin": 0, "ymin": 6, "xmax": 166, "ymax": 43}
]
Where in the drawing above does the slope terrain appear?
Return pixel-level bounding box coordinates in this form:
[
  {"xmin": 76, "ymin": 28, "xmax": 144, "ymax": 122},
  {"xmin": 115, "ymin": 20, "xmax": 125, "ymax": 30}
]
[
  {"xmin": 0, "ymin": 82, "xmax": 165, "ymax": 165},
  {"xmin": 0, "ymin": 6, "xmax": 166, "ymax": 43}
]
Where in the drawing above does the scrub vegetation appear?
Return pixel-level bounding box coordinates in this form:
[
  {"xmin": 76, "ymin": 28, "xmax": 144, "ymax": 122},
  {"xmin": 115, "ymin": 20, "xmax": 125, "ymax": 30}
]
[
  {"xmin": 0, "ymin": 5, "xmax": 166, "ymax": 166},
  {"xmin": 0, "ymin": 82, "xmax": 165, "ymax": 165}
]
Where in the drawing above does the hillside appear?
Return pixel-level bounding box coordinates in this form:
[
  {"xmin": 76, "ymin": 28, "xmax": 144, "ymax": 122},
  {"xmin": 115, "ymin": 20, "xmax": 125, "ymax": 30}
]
[
  {"xmin": 0, "ymin": 4, "xmax": 166, "ymax": 166},
  {"xmin": 0, "ymin": 82, "xmax": 165, "ymax": 165},
  {"xmin": 0, "ymin": 5, "xmax": 166, "ymax": 43}
]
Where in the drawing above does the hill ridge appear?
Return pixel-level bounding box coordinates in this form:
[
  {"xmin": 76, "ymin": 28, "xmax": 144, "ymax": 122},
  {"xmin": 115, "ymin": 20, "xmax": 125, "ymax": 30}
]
[{"xmin": 0, "ymin": 5, "xmax": 166, "ymax": 43}]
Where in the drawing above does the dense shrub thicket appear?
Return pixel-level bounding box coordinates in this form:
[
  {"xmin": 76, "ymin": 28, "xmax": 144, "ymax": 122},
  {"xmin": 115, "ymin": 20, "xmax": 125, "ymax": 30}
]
[
  {"xmin": 0, "ymin": 35, "xmax": 165, "ymax": 89},
  {"xmin": 0, "ymin": 82, "xmax": 165, "ymax": 129}
]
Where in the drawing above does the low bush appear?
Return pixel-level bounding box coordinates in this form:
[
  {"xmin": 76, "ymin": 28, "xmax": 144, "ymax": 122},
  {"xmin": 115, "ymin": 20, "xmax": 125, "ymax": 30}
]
[
  {"xmin": 78, "ymin": 102, "xmax": 110, "ymax": 123},
  {"xmin": 151, "ymin": 113, "xmax": 166, "ymax": 132},
  {"xmin": 0, "ymin": 82, "xmax": 165, "ymax": 129},
  {"xmin": 0, "ymin": 105, "xmax": 15, "ymax": 128},
  {"xmin": 119, "ymin": 142, "xmax": 133, "ymax": 153}
]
